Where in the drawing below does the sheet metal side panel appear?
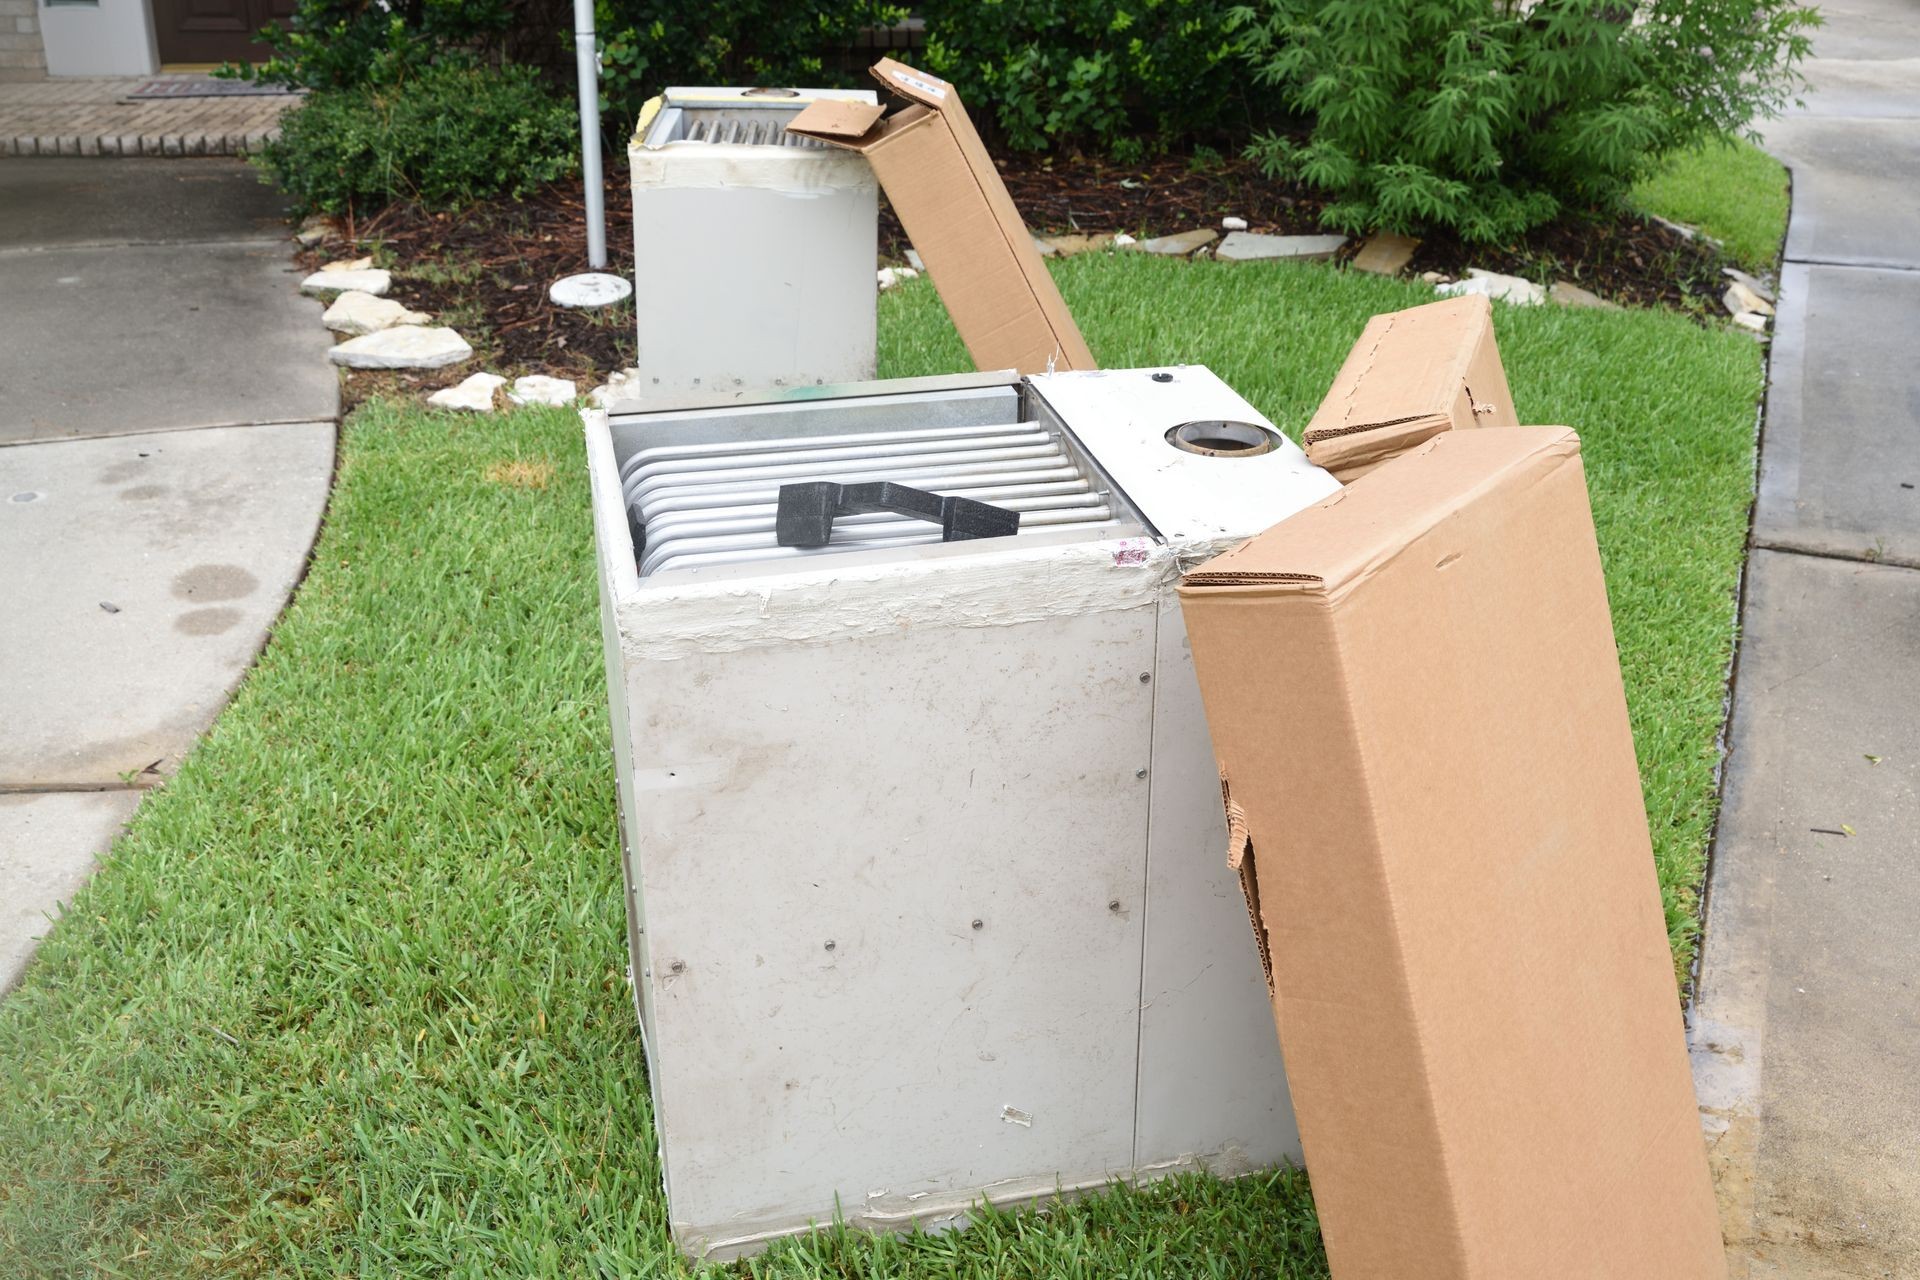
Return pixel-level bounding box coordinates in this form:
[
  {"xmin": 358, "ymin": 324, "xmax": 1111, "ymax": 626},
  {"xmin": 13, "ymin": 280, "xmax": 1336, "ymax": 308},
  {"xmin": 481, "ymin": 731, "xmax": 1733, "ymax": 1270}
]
[
  {"xmin": 630, "ymin": 182, "xmax": 878, "ymax": 397},
  {"xmin": 584, "ymin": 411, "xmax": 662, "ymax": 1057},
  {"xmin": 627, "ymin": 590, "xmax": 1157, "ymax": 1253},
  {"xmin": 1133, "ymin": 588, "xmax": 1302, "ymax": 1172},
  {"xmin": 1026, "ymin": 367, "xmax": 1341, "ymax": 544}
]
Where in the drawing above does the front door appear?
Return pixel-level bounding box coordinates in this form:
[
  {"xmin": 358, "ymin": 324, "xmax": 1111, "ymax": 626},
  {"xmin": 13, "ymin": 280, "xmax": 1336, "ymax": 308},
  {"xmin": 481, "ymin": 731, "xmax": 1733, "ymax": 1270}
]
[{"xmin": 152, "ymin": 0, "xmax": 297, "ymax": 65}]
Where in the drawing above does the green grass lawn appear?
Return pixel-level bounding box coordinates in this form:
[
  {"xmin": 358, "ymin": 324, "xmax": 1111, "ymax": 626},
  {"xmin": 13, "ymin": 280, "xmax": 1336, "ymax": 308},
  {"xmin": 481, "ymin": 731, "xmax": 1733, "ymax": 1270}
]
[
  {"xmin": 0, "ymin": 257, "xmax": 1761, "ymax": 1277},
  {"xmin": 1631, "ymin": 136, "xmax": 1790, "ymax": 270}
]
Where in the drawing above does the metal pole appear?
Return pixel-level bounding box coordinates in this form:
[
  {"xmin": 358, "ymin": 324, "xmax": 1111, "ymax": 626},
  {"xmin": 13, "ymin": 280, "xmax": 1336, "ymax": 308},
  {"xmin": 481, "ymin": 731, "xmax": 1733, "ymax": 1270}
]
[{"xmin": 573, "ymin": 0, "xmax": 607, "ymax": 270}]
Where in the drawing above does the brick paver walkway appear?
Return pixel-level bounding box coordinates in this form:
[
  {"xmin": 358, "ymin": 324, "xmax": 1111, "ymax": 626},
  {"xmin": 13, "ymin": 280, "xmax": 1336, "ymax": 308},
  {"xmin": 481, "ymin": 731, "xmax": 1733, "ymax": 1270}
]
[{"xmin": 0, "ymin": 75, "xmax": 295, "ymax": 157}]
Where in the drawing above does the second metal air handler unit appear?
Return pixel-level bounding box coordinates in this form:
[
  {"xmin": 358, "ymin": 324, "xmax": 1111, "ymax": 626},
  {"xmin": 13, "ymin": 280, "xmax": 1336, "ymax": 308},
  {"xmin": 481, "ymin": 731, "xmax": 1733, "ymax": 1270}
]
[
  {"xmin": 630, "ymin": 86, "xmax": 881, "ymax": 397},
  {"xmin": 585, "ymin": 366, "xmax": 1343, "ymax": 1258}
]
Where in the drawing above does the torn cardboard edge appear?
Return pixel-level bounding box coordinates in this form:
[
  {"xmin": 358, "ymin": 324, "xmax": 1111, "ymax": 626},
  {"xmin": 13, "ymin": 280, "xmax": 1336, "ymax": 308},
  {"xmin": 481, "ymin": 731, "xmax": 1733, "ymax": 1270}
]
[
  {"xmin": 787, "ymin": 58, "xmax": 1095, "ymax": 377},
  {"xmin": 1302, "ymin": 294, "xmax": 1517, "ymax": 481},
  {"xmin": 1177, "ymin": 426, "xmax": 1725, "ymax": 1279}
]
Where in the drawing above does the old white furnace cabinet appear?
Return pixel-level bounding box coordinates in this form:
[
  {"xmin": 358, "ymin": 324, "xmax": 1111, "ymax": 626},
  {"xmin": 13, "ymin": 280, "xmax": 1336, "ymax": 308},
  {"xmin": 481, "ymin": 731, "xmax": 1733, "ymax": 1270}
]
[
  {"xmin": 630, "ymin": 87, "xmax": 879, "ymax": 397},
  {"xmin": 583, "ymin": 368, "xmax": 1341, "ymax": 1257}
]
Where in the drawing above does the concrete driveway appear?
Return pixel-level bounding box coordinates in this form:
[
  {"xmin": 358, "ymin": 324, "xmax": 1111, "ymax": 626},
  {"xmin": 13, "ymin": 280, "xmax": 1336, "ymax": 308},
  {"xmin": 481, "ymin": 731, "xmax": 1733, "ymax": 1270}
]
[{"xmin": 0, "ymin": 157, "xmax": 334, "ymax": 991}]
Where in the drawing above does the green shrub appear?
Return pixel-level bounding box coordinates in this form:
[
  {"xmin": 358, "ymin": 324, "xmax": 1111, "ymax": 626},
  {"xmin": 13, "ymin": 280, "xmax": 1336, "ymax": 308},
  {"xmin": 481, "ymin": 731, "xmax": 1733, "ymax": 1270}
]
[
  {"xmin": 256, "ymin": 63, "xmax": 578, "ymax": 215},
  {"xmin": 225, "ymin": 0, "xmax": 531, "ymax": 91},
  {"xmin": 919, "ymin": 0, "xmax": 1269, "ymax": 154},
  {"xmin": 594, "ymin": 1, "xmax": 906, "ymax": 138},
  {"xmin": 1233, "ymin": 0, "xmax": 1818, "ymax": 242}
]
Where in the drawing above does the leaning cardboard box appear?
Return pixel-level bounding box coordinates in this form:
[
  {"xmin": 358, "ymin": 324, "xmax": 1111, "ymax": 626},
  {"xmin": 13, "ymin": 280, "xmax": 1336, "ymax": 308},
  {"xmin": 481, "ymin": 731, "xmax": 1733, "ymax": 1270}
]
[
  {"xmin": 786, "ymin": 58, "xmax": 1095, "ymax": 377},
  {"xmin": 1302, "ymin": 293, "xmax": 1518, "ymax": 481},
  {"xmin": 1179, "ymin": 427, "xmax": 1725, "ymax": 1278}
]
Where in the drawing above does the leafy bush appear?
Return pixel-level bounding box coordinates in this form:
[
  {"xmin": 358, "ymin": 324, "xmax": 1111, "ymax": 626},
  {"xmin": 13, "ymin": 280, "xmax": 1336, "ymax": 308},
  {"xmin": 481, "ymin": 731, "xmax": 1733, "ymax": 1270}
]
[
  {"xmin": 1233, "ymin": 0, "xmax": 1818, "ymax": 242},
  {"xmin": 256, "ymin": 63, "xmax": 578, "ymax": 215},
  {"xmin": 594, "ymin": 1, "xmax": 906, "ymax": 138},
  {"xmin": 918, "ymin": 0, "xmax": 1269, "ymax": 154},
  {"xmin": 225, "ymin": 0, "xmax": 539, "ymax": 91}
]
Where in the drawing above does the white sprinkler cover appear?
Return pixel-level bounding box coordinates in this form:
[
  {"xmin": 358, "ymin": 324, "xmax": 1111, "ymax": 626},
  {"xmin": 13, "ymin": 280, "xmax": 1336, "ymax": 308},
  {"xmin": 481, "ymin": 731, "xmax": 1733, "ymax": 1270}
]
[{"xmin": 550, "ymin": 272, "xmax": 635, "ymax": 308}]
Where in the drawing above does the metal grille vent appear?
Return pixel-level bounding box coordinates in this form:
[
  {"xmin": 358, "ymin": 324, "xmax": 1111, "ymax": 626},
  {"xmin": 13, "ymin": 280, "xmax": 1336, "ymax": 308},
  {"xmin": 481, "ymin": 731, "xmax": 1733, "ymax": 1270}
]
[
  {"xmin": 646, "ymin": 104, "xmax": 828, "ymax": 149},
  {"xmin": 623, "ymin": 423, "xmax": 1122, "ymax": 576}
]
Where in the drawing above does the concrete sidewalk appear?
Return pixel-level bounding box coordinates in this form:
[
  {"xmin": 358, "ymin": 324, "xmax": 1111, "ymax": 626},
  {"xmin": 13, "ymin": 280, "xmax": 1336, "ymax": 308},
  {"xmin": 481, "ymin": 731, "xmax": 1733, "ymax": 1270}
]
[
  {"xmin": 0, "ymin": 157, "xmax": 334, "ymax": 991},
  {"xmin": 1691, "ymin": 1, "xmax": 1920, "ymax": 1275}
]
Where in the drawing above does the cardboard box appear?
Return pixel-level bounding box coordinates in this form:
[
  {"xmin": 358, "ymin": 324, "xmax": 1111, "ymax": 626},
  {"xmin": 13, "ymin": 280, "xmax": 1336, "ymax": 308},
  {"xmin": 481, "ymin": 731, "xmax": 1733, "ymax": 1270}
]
[
  {"xmin": 787, "ymin": 59, "xmax": 1095, "ymax": 377},
  {"xmin": 1178, "ymin": 427, "xmax": 1725, "ymax": 1280},
  {"xmin": 1302, "ymin": 294, "xmax": 1517, "ymax": 481}
]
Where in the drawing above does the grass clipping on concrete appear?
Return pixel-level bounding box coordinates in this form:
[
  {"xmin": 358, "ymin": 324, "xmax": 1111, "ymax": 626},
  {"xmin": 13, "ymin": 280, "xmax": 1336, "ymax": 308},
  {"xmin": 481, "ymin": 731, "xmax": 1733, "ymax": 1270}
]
[{"xmin": 0, "ymin": 255, "xmax": 1761, "ymax": 1276}]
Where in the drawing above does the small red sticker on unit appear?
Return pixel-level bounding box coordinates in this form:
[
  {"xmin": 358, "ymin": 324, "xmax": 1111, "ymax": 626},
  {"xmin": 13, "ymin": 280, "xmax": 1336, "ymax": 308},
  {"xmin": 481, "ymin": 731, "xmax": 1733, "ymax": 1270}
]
[{"xmin": 1113, "ymin": 539, "xmax": 1151, "ymax": 566}]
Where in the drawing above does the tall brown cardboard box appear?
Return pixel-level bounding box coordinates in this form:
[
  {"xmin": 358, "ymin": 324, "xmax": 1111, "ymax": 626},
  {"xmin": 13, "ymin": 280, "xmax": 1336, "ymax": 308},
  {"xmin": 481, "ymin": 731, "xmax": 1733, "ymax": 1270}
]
[
  {"xmin": 1178, "ymin": 428, "xmax": 1724, "ymax": 1279},
  {"xmin": 787, "ymin": 59, "xmax": 1096, "ymax": 377},
  {"xmin": 1303, "ymin": 294, "xmax": 1518, "ymax": 481}
]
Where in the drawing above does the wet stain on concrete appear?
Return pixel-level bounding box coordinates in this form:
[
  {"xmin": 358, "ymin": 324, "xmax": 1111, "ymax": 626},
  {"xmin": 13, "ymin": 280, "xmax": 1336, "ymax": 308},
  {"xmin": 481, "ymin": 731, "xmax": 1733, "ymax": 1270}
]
[
  {"xmin": 97, "ymin": 461, "xmax": 146, "ymax": 484},
  {"xmin": 118, "ymin": 484, "xmax": 167, "ymax": 501},
  {"xmin": 172, "ymin": 564, "xmax": 259, "ymax": 602},
  {"xmin": 174, "ymin": 606, "xmax": 242, "ymax": 636}
]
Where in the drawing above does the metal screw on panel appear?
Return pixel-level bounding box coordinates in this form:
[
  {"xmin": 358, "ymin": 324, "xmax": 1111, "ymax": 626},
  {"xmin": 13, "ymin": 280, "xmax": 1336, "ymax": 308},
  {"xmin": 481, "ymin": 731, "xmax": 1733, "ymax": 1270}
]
[
  {"xmin": 971, "ymin": 919, "xmax": 984, "ymax": 931},
  {"xmin": 824, "ymin": 940, "xmax": 836, "ymax": 952},
  {"xmin": 1138, "ymin": 672, "xmax": 1152, "ymax": 684},
  {"xmin": 1109, "ymin": 900, "xmax": 1123, "ymax": 913},
  {"xmin": 668, "ymin": 960, "xmax": 686, "ymax": 974},
  {"xmin": 1135, "ymin": 768, "xmax": 1148, "ymax": 779}
]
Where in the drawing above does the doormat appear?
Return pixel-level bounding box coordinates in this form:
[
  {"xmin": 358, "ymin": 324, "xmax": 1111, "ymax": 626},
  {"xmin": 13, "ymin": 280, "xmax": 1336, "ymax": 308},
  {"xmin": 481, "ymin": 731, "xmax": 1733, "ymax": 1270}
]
[{"xmin": 126, "ymin": 78, "xmax": 299, "ymax": 100}]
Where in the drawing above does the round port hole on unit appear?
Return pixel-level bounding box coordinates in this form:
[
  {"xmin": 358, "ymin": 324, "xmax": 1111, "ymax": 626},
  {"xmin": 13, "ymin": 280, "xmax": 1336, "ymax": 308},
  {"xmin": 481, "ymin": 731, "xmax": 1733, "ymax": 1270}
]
[{"xmin": 1164, "ymin": 420, "xmax": 1283, "ymax": 458}]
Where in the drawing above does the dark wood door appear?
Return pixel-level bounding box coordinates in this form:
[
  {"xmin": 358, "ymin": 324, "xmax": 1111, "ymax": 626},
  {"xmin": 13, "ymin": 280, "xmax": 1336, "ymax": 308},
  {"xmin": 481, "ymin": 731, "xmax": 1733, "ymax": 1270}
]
[{"xmin": 153, "ymin": 0, "xmax": 296, "ymax": 65}]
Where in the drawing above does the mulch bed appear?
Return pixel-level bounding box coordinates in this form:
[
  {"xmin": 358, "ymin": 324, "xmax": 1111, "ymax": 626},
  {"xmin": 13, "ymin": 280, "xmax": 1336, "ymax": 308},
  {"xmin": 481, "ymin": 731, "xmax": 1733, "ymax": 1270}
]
[{"xmin": 307, "ymin": 150, "xmax": 1729, "ymax": 405}]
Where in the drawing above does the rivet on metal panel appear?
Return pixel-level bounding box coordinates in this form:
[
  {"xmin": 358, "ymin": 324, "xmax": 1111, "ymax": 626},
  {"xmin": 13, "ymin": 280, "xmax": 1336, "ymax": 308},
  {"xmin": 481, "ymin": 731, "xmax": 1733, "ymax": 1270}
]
[
  {"xmin": 1139, "ymin": 672, "xmax": 1152, "ymax": 683},
  {"xmin": 971, "ymin": 919, "xmax": 984, "ymax": 930},
  {"xmin": 1108, "ymin": 899, "xmax": 1123, "ymax": 913},
  {"xmin": 824, "ymin": 940, "xmax": 837, "ymax": 951},
  {"xmin": 668, "ymin": 959, "xmax": 686, "ymax": 973},
  {"xmin": 1135, "ymin": 768, "xmax": 1148, "ymax": 779}
]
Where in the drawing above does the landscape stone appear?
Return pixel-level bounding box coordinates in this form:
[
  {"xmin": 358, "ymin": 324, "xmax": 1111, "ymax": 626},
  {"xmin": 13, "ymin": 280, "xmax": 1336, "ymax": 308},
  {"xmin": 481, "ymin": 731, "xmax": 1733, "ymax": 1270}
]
[
  {"xmin": 508, "ymin": 374, "xmax": 578, "ymax": 406},
  {"xmin": 1722, "ymin": 266, "xmax": 1776, "ymax": 304},
  {"xmin": 904, "ymin": 249, "xmax": 924, "ymax": 271},
  {"xmin": 1549, "ymin": 280, "xmax": 1621, "ymax": 310},
  {"xmin": 1221, "ymin": 216, "xmax": 1248, "ymax": 232},
  {"xmin": 877, "ymin": 266, "xmax": 920, "ymax": 290},
  {"xmin": 301, "ymin": 268, "xmax": 391, "ymax": 297},
  {"xmin": 1436, "ymin": 268, "xmax": 1546, "ymax": 306},
  {"xmin": 587, "ymin": 368, "xmax": 642, "ymax": 409},
  {"xmin": 1112, "ymin": 232, "xmax": 1138, "ymax": 247},
  {"xmin": 1214, "ymin": 232, "xmax": 1348, "ymax": 263},
  {"xmin": 327, "ymin": 325, "xmax": 472, "ymax": 369},
  {"xmin": 549, "ymin": 272, "xmax": 633, "ymax": 308},
  {"xmin": 1725, "ymin": 279, "xmax": 1776, "ymax": 317},
  {"xmin": 1032, "ymin": 236, "xmax": 1059, "ymax": 257},
  {"xmin": 1136, "ymin": 228, "xmax": 1218, "ymax": 257},
  {"xmin": 1351, "ymin": 232, "xmax": 1420, "ymax": 276},
  {"xmin": 427, "ymin": 371, "xmax": 506, "ymax": 411},
  {"xmin": 1733, "ymin": 310, "xmax": 1770, "ymax": 333},
  {"xmin": 321, "ymin": 290, "xmax": 431, "ymax": 336},
  {"xmin": 294, "ymin": 216, "xmax": 331, "ymax": 248},
  {"xmin": 319, "ymin": 256, "xmax": 373, "ymax": 273}
]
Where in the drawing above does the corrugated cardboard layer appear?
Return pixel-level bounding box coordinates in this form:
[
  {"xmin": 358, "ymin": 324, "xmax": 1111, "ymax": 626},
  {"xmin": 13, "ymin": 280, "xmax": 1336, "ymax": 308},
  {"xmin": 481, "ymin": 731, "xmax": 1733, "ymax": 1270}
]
[
  {"xmin": 1179, "ymin": 428, "xmax": 1724, "ymax": 1280},
  {"xmin": 788, "ymin": 59, "xmax": 1095, "ymax": 376},
  {"xmin": 1303, "ymin": 295, "xmax": 1517, "ymax": 480}
]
